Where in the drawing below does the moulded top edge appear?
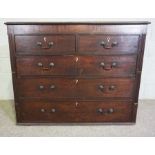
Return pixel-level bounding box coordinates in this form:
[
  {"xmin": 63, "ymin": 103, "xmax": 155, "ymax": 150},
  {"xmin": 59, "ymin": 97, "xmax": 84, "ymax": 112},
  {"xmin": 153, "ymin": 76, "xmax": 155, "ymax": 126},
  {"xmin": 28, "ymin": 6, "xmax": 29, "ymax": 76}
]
[{"xmin": 4, "ymin": 21, "xmax": 151, "ymax": 25}]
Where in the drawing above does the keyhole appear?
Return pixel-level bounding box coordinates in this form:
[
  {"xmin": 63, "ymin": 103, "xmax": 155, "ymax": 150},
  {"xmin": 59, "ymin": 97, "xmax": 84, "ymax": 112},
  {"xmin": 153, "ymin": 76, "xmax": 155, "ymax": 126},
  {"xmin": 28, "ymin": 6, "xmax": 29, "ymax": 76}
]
[
  {"xmin": 44, "ymin": 37, "xmax": 47, "ymax": 42},
  {"xmin": 107, "ymin": 37, "xmax": 110, "ymax": 42},
  {"xmin": 75, "ymin": 102, "xmax": 78, "ymax": 107},
  {"xmin": 75, "ymin": 79, "xmax": 78, "ymax": 84},
  {"xmin": 76, "ymin": 57, "xmax": 79, "ymax": 62}
]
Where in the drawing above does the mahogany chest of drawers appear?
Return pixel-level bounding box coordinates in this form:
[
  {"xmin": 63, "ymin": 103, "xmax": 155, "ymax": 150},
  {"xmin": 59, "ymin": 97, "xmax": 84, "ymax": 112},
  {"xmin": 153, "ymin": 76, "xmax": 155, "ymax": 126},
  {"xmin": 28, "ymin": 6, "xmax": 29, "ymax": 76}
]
[{"xmin": 5, "ymin": 21, "xmax": 150, "ymax": 124}]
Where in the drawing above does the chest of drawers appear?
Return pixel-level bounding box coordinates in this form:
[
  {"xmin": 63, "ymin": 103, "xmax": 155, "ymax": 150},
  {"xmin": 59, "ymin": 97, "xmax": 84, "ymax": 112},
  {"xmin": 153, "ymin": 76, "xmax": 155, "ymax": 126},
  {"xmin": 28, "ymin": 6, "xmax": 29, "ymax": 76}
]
[{"xmin": 5, "ymin": 21, "xmax": 150, "ymax": 124}]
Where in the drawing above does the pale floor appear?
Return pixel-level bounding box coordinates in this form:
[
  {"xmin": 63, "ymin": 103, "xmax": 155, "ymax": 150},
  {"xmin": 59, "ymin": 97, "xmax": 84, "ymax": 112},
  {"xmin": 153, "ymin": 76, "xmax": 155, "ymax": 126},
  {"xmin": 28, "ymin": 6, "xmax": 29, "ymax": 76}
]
[{"xmin": 0, "ymin": 100, "xmax": 155, "ymax": 137}]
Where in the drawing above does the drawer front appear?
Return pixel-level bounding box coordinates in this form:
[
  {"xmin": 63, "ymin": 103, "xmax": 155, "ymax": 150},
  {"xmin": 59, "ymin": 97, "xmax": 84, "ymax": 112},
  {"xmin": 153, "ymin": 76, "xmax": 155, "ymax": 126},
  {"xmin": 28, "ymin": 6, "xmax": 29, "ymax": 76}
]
[
  {"xmin": 16, "ymin": 55, "xmax": 136, "ymax": 77},
  {"xmin": 16, "ymin": 56, "xmax": 76, "ymax": 76},
  {"xmin": 18, "ymin": 100, "xmax": 133, "ymax": 123},
  {"xmin": 76, "ymin": 78, "xmax": 135, "ymax": 98},
  {"xmin": 17, "ymin": 78, "xmax": 135, "ymax": 99},
  {"xmin": 78, "ymin": 35, "xmax": 139, "ymax": 55},
  {"xmin": 15, "ymin": 35, "xmax": 76, "ymax": 54},
  {"xmin": 78, "ymin": 55, "xmax": 137, "ymax": 77},
  {"xmin": 17, "ymin": 78, "xmax": 76, "ymax": 98}
]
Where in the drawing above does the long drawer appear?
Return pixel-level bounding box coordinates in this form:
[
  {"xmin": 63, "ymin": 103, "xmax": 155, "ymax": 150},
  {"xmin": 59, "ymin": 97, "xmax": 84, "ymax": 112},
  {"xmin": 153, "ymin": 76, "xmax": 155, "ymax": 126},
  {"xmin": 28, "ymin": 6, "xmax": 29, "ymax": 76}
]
[
  {"xmin": 17, "ymin": 100, "xmax": 134, "ymax": 123},
  {"xmin": 16, "ymin": 55, "xmax": 136, "ymax": 77},
  {"xmin": 17, "ymin": 78, "xmax": 135, "ymax": 99}
]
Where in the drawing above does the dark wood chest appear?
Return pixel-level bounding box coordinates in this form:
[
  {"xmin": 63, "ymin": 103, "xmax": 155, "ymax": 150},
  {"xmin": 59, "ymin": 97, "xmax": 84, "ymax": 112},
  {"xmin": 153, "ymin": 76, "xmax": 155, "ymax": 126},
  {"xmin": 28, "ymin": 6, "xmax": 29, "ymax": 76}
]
[{"xmin": 5, "ymin": 21, "xmax": 150, "ymax": 124}]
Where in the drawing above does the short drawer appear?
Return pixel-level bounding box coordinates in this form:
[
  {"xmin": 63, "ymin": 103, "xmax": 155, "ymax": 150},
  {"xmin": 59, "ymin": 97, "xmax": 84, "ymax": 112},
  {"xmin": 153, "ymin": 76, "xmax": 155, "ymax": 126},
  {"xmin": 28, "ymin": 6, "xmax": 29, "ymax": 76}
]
[
  {"xmin": 16, "ymin": 56, "xmax": 76, "ymax": 76},
  {"xmin": 76, "ymin": 78, "xmax": 135, "ymax": 98},
  {"xmin": 78, "ymin": 55, "xmax": 137, "ymax": 77},
  {"xmin": 15, "ymin": 34, "xmax": 76, "ymax": 54},
  {"xmin": 78, "ymin": 35, "xmax": 139, "ymax": 55},
  {"xmin": 17, "ymin": 78, "xmax": 76, "ymax": 99},
  {"xmin": 17, "ymin": 100, "xmax": 133, "ymax": 123}
]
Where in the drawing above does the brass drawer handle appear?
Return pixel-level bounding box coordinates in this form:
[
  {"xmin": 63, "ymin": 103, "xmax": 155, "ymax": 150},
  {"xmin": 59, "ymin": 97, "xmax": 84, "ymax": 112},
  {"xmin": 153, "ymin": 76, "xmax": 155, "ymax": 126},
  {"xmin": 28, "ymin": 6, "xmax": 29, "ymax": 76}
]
[
  {"xmin": 37, "ymin": 62, "xmax": 55, "ymax": 70},
  {"xmin": 100, "ymin": 40, "xmax": 118, "ymax": 49},
  {"xmin": 36, "ymin": 41, "xmax": 54, "ymax": 49},
  {"xmin": 97, "ymin": 108, "xmax": 114, "ymax": 114},
  {"xmin": 99, "ymin": 85, "xmax": 116, "ymax": 92},
  {"xmin": 100, "ymin": 62, "xmax": 117, "ymax": 70},
  {"xmin": 41, "ymin": 108, "xmax": 56, "ymax": 113},
  {"xmin": 39, "ymin": 85, "xmax": 56, "ymax": 90}
]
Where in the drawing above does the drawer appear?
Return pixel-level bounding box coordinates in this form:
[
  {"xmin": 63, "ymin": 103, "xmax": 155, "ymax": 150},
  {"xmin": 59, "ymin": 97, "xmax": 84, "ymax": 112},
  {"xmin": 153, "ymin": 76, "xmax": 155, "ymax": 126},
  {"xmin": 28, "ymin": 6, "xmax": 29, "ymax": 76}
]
[
  {"xmin": 16, "ymin": 56, "xmax": 76, "ymax": 76},
  {"xmin": 17, "ymin": 78, "xmax": 135, "ymax": 99},
  {"xmin": 16, "ymin": 55, "xmax": 137, "ymax": 77},
  {"xmin": 76, "ymin": 78, "xmax": 135, "ymax": 98},
  {"xmin": 78, "ymin": 35, "xmax": 139, "ymax": 55},
  {"xmin": 15, "ymin": 35, "xmax": 76, "ymax": 54},
  {"xmin": 17, "ymin": 100, "xmax": 133, "ymax": 123},
  {"xmin": 78, "ymin": 55, "xmax": 137, "ymax": 77},
  {"xmin": 17, "ymin": 78, "xmax": 76, "ymax": 98}
]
